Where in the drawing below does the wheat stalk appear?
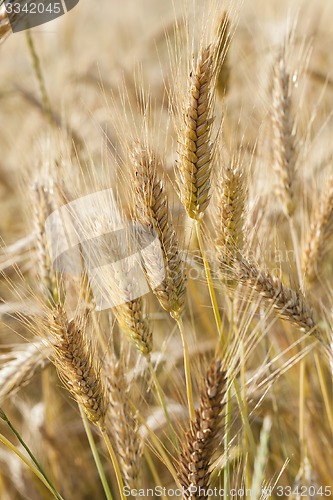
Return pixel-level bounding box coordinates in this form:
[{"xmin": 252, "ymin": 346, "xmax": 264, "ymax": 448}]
[
  {"xmin": 178, "ymin": 358, "xmax": 227, "ymax": 498},
  {"xmin": 132, "ymin": 143, "xmax": 196, "ymax": 419}
]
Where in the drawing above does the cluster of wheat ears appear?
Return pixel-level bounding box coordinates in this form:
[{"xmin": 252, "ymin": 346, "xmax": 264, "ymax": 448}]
[{"xmin": 0, "ymin": 0, "xmax": 332, "ymax": 499}]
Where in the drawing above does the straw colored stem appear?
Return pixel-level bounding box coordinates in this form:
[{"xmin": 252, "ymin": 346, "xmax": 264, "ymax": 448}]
[
  {"xmin": 100, "ymin": 429, "xmax": 125, "ymax": 500},
  {"xmin": 175, "ymin": 316, "xmax": 195, "ymax": 421},
  {"xmin": 195, "ymin": 220, "xmax": 223, "ymax": 342},
  {"xmin": 2, "ymin": 413, "xmax": 62, "ymax": 500},
  {"xmin": 0, "ymin": 432, "xmax": 63, "ymax": 500},
  {"xmin": 314, "ymin": 353, "xmax": 333, "ymax": 435},
  {"xmin": 224, "ymin": 384, "xmax": 231, "ymax": 500},
  {"xmin": 80, "ymin": 407, "xmax": 113, "ymax": 500},
  {"xmin": 147, "ymin": 357, "xmax": 179, "ymax": 449},
  {"xmin": 135, "ymin": 409, "xmax": 179, "ymax": 484}
]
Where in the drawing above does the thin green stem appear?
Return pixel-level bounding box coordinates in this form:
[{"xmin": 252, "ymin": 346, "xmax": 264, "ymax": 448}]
[
  {"xmin": 0, "ymin": 409, "xmax": 62, "ymax": 500},
  {"xmin": 80, "ymin": 407, "xmax": 113, "ymax": 500},
  {"xmin": 0, "ymin": 432, "xmax": 63, "ymax": 499},
  {"xmin": 26, "ymin": 29, "xmax": 53, "ymax": 124},
  {"xmin": 175, "ymin": 316, "xmax": 195, "ymax": 421},
  {"xmin": 146, "ymin": 357, "xmax": 179, "ymax": 450},
  {"xmin": 100, "ymin": 430, "xmax": 125, "ymax": 500}
]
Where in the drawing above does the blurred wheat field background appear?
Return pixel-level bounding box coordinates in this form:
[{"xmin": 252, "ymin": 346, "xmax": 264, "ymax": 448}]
[{"xmin": 0, "ymin": 0, "xmax": 333, "ymax": 499}]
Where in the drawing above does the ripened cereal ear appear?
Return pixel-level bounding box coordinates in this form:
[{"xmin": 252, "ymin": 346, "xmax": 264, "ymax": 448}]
[
  {"xmin": 178, "ymin": 358, "xmax": 227, "ymax": 495},
  {"xmin": 176, "ymin": 46, "xmax": 215, "ymax": 221}
]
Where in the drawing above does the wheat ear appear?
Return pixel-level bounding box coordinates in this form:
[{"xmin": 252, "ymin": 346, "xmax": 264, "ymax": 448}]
[
  {"xmin": 303, "ymin": 178, "xmax": 333, "ymax": 284},
  {"xmin": 132, "ymin": 143, "xmax": 187, "ymax": 318},
  {"xmin": 178, "ymin": 358, "xmax": 227, "ymax": 497},
  {"xmin": 177, "ymin": 46, "xmax": 215, "ymax": 221},
  {"xmin": 114, "ymin": 297, "xmax": 153, "ymax": 356},
  {"xmin": 215, "ymin": 162, "xmax": 246, "ymax": 284},
  {"xmin": 0, "ymin": 341, "xmax": 51, "ymax": 402},
  {"xmin": 215, "ymin": 13, "xmax": 231, "ymax": 98},
  {"xmin": 49, "ymin": 305, "xmax": 107, "ymax": 427},
  {"xmin": 107, "ymin": 358, "xmax": 142, "ymax": 489},
  {"xmin": 132, "ymin": 143, "xmax": 194, "ymax": 421},
  {"xmin": 272, "ymin": 50, "xmax": 296, "ymax": 217},
  {"xmin": 33, "ymin": 181, "xmax": 64, "ymax": 307},
  {"xmin": 237, "ymin": 259, "xmax": 322, "ymax": 341}
]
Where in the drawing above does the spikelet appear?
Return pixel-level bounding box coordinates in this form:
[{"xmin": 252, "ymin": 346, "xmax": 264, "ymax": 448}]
[
  {"xmin": 132, "ymin": 143, "xmax": 187, "ymax": 318},
  {"xmin": 303, "ymin": 178, "xmax": 333, "ymax": 285},
  {"xmin": 178, "ymin": 358, "xmax": 227, "ymax": 497},
  {"xmin": 114, "ymin": 297, "xmax": 153, "ymax": 356},
  {"xmin": 49, "ymin": 305, "xmax": 107, "ymax": 427},
  {"xmin": 271, "ymin": 50, "xmax": 296, "ymax": 217},
  {"xmin": 177, "ymin": 46, "xmax": 215, "ymax": 220}
]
